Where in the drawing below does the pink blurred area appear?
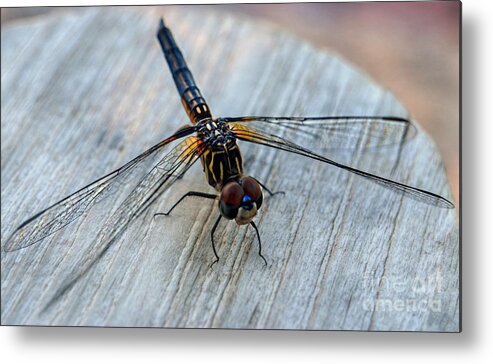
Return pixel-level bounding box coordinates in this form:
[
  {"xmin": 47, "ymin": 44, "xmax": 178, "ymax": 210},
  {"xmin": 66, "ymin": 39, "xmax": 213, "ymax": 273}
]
[
  {"xmin": 203, "ymin": 2, "xmax": 460, "ymax": 205},
  {"xmin": 1, "ymin": 2, "xmax": 460, "ymax": 204}
]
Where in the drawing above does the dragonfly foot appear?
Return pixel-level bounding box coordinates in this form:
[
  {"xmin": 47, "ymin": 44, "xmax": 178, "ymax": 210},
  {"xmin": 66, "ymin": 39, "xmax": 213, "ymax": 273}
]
[
  {"xmin": 270, "ymin": 190, "xmax": 285, "ymax": 197},
  {"xmin": 153, "ymin": 212, "xmax": 170, "ymax": 219},
  {"xmin": 253, "ymin": 178, "xmax": 284, "ymax": 197},
  {"xmin": 209, "ymin": 258, "xmax": 219, "ymax": 269},
  {"xmin": 250, "ymin": 221, "xmax": 268, "ymax": 266},
  {"xmin": 155, "ymin": 191, "xmax": 217, "ymax": 220},
  {"xmin": 209, "ymin": 215, "xmax": 222, "ymax": 268}
]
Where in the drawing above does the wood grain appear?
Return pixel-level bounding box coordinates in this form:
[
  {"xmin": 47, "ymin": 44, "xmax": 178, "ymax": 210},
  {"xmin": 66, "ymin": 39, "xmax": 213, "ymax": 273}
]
[{"xmin": 1, "ymin": 7, "xmax": 459, "ymax": 331}]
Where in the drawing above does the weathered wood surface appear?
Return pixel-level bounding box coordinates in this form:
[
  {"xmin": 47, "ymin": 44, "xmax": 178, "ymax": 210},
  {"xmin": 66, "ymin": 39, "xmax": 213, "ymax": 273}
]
[{"xmin": 1, "ymin": 7, "xmax": 459, "ymax": 330}]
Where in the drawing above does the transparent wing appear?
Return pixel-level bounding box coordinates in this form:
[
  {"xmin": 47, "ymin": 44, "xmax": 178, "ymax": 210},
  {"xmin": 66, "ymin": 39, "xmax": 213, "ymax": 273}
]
[
  {"xmin": 3, "ymin": 126, "xmax": 200, "ymax": 252},
  {"xmin": 218, "ymin": 115, "xmax": 416, "ymax": 153},
  {"xmin": 120, "ymin": 135, "xmax": 205, "ymax": 219},
  {"xmin": 87, "ymin": 135, "xmax": 206, "ymax": 259},
  {"xmin": 231, "ymin": 124, "xmax": 454, "ymax": 209}
]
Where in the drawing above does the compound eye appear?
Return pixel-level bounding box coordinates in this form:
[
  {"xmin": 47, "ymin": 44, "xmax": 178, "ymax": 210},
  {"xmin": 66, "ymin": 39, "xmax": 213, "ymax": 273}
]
[
  {"xmin": 219, "ymin": 201, "xmax": 239, "ymax": 220},
  {"xmin": 241, "ymin": 176, "xmax": 263, "ymax": 209},
  {"xmin": 219, "ymin": 182, "xmax": 243, "ymax": 219},
  {"xmin": 255, "ymin": 192, "xmax": 263, "ymax": 210},
  {"xmin": 221, "ymin": 182, "xmax": 243, "ymax": 205},
  {"xmin": 241, "ymin": 177, "xmax": 261, "ymax": 201}
]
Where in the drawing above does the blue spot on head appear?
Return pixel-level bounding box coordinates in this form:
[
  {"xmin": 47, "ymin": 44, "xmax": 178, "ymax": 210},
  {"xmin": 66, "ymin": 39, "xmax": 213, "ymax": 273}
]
[{"xmin": 242, "ymin": 195, "xmax": 254, "ymax": 210}]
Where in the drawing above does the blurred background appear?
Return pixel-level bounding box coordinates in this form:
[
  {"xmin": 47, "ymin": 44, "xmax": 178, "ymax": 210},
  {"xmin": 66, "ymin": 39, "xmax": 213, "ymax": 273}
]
[{"xmin": 1, "ymin": 2, "xmax": 460, "ymax": 204}]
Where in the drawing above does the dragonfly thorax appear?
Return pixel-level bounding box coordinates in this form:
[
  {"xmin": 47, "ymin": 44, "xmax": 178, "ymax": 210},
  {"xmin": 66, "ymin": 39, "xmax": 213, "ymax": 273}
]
[
  {"xmin": 198, "ymin": 119, "xmax": 245, "ymax": 191},
  {"xmin": 197, "ymin": 119, "xmax": 236, "ymax": 149}
]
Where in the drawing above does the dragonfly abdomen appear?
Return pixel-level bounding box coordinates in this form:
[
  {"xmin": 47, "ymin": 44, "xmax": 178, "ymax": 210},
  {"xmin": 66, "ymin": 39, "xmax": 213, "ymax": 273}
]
[{"xmin": 157, "ymin": 19, "xmax": 212, "ymax": 123}]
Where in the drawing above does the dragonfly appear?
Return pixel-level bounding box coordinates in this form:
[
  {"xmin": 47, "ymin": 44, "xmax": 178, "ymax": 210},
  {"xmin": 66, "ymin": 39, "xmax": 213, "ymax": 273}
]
[{"xmin": 3, "ymin": 19, "xmax": 454, "ymax": 267}]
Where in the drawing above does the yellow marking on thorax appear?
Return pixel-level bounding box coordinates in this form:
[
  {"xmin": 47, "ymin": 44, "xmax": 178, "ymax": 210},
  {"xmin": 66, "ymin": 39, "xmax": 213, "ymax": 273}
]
[
  {"xmin": 208, "ymin": 151, "xmax": 217, "ymax": 184},
  {"xmin": 201, "ymin": 150, "xmax": 211, "ymax": 180},
  {"xmin": 219, "ymin": 159, "xmax": 224, "ymax": 183},
  {"xmin": 235, "ymin": 155, "xmax": 242, "ymax": 175}
]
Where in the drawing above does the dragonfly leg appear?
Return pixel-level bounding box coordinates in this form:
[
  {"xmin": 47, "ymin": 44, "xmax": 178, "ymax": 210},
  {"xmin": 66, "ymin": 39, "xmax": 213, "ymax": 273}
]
[
  {"xmin": 250, "ymin": 221, "xmax": 267, "ymax": 266},
  {"xmin": 253, "ymin": 178, "xmax": 285, "ymax": 197},
  {"xmin": 154, "ymin": 191, "xmax": 217, "ymax": 218},
  {"xmin": 210, "ymin": 215, "xmax": 222, "ymax": 268}
]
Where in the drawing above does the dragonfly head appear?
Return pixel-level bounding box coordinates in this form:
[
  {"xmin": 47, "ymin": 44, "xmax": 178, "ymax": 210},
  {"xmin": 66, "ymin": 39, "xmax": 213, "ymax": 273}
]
[{"xmin": 219, "ymin": 176, "xmax": 263, "ymax": 225}]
